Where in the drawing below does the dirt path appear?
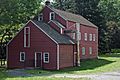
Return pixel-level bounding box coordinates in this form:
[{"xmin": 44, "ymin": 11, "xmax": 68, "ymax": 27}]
[{"xmin": 7, "ymin": 69, "xmax": 120, "ymax": 80}]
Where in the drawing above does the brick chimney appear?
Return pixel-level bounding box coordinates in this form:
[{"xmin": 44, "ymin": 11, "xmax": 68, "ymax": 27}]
[{"xmin": 45, "ymin": 0, "xmax": 50, "ymax": 6}]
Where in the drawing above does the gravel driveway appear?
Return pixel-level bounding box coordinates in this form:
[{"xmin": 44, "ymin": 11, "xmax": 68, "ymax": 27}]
[{"xmin": 7, "ymin": 69, "xmax": 120, "ymax": 80}]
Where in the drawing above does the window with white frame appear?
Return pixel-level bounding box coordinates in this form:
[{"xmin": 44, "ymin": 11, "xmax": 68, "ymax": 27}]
[
  {"xmin": 50, "ymin": 12, "xmax": 55, "ymax": 20},
  {"xmin": 24, "ymin": 27, "xmax": 30, "ymax": 47},
  {"xmin": 20, "ymin": 52, "xmax": 25, "ymax": 62},
  {"xmin": 38, "ymin": 13, "xmax": 43, "ymax": 21},
  {"xmin": 93, "ymin": 34, "xmax": 96, "ymax": 41},
  {"xmin": 89, "ymin": 47, "xmax": 92, "ymax": 54},
  {"xmin": 84, "ymin": 33, "xmax": 87, "ymax": 41},
  {"xmin": 72, "ymin": 33, "xmax": 76, "ymax": 39},
  {"xmin": 89, "ymin": 34, "xmax": 92, "ymax": 41},
  {"xmin": 43, "ymin": 52, "xmax": 49, "ymax": 63},
  {"xmin": 82, "ymin": 47, "xmax": 85, "ymax": 55}
]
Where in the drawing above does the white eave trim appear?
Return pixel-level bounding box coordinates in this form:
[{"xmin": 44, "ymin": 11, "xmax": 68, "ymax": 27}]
[{"xmin": 31, "ymin": 20, "xmax": 58, "ymax": 45}]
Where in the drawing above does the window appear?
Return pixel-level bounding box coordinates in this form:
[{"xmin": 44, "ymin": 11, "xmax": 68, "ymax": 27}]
[
  {"xmin": 20, "ymin": 52, "xmax": 25, "ymax": 62},
  {"xmin": 89, "ymin": 47, "xmax": 92, "ymax": 54},
  {"xmin": 50, "ymin": 12, "xmax": 55, "ymax": 20},
  {"xmin": 84, "ymin": 33, "xmax": 87, "ymax": 41},
  {"xmin": 76, "ymin": 32, "xmax": 81, "ymax": 40},
  {"xmin": 72, "ymin": 33, "xmax": 76, "ymax": 39},
  {"xmin": 24, "ymin": 27, "xmax": 30, "ymax": 47},
  {"xmin": 43, "ymin": 52, "xmax": 49, "ymax": 63},
  {"xmin": 82, "ymin": 47, "xmax": 85, "ymax": 55},
  {"xmin": 93, "ymin": 34, "xmax": 96, "ymax": 41},
  {"xmin": 89, "ymin": 34, "xmax": 92, "ymax": 41},
  {"xmin": 38, "ymin": 13, "xmax": 43, "ymax": 21}
]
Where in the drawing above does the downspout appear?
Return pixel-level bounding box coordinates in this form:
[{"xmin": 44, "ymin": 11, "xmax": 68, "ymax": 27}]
[{"xmin": 76, "ymin": 23, "xmax": 80, "ymax": 66}]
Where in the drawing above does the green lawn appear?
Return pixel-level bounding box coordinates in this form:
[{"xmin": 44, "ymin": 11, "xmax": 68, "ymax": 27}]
[
  {"xmin": 0, "ymin": 53, "xmax": 120, "ymax": 80},
  {"xmin": 26, "ymin": 53, "xmax": 120, "ymax": 75}
]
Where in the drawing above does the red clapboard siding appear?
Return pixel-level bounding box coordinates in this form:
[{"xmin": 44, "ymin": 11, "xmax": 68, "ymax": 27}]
[
  {"xmin": 8, "ymin": 21, "xmax": 57, "ymax": 70},
  {"xmin": 59, "ymin": 44, "xmax": 74, "ymax": 69}
]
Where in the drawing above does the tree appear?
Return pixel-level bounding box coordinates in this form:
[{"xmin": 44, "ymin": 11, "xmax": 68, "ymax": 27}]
[
  {"xmin": 53, "ymin": 0, "xmax": 76, "ymax": 13},
  {"xmin": 75, "ymin": 0, "xmax": 107, "ymax": 53},
  {"xmin": 99, "ymin": 0, "xmax": 120, "ymax": 51},
  {"xmin": 0, "ymin": 0, "xmax": 43, "ymax": 65}
]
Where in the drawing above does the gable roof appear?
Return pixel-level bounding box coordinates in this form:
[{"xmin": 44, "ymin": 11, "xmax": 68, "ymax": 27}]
[
  {"xmin": 32, "ymin": 20, "xmax": 74, "ymax": 44},
  {"xmin": 51, "ymin": 8, "xmax": 97, "ymax": 28}
]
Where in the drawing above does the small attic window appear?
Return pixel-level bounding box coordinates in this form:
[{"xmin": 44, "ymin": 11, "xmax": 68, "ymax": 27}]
[
  {"xmin": 38, "ymin": 13, "xmax": 43, "ymax": 21},
  {"xmin": 50, "ymin": 12, "xmax": 55, "ymax": 20}
]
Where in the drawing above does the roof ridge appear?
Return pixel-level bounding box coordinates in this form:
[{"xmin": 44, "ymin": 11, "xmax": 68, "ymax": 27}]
[{"xmin": 51, "ymin": 7, "xmax": 97, "ymax": 28}]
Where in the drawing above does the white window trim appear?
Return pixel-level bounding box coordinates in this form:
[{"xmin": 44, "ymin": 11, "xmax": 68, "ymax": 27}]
[
  {"xmin": 43, "ymin": 52, "xmax": 49, "ymax": 63},
  {"xmin": 20, "ymin": 52, "xmax": 25, "ymax": 62},
  {"xmin": 72, "ymin": 33, "xmax": 76, "ymax": 39},
  {"xmin": 82, "ymin": 47, "xmax": 85, "ymax": 55},
  {"xmin": 89, "ymin": 34, "xmax": 92, "ymax": 41},
  {"xmin": 50, "ymin": 12, "xmax": 55, "ymax": 20},
  {"xmin": 38, "ymin": 13, "xmax": 43, "ymax": 21},
  {"xmin": 24, "ymin": 27, "xmax": 30, "ymax": 47},
  {"xmin": 93, "ymin": 34, "xmax": 96, "ymax": 41},
  {"xmin": 60, "ymin": 28, "xmax": 63, "ymax": 34},
  {"xmin": 84, "ymin": 33, "xmax": 87, "ymax": 41},
  {"xmin": 89, "ymin": 47, "xmax": 92, "ymax": 55}
]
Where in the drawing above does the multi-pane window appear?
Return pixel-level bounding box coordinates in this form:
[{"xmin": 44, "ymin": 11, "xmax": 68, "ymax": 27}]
[
  {"xmin": 89, "ymin": 47, "xmax": 92, "ymax": 55},
  {"xmin": 93, "ymin": 34, "xmax": 96, "ymax": 41},
  {"xmin": 84, "ymin": 33, "xmax": 87, "ymax": 41},
  {"xmin": 89, "ymin": 34, "xmax": 92, "ymax": 41},
  {"xmin": 24, "ymin": 27, "xmax": 30, "ymax": 47},
  {"xmin": 72, "ymin": 33, "xmax": 76, "ymax": 39},
  {"xmin": 82, "ymin": 47, "xmax": 85, "ymax": 55},
  {"xmin": 20, "ymin": 52, "xmax": 25, "ymax": 62},
  {"xmin": 38, "ymin": 13, "xmax": 43, "ymax": 21},
  {"xmin": 43, "ymin": 52, "xmax": 49, "ymax": 63},
  {"xmin": 50, "ymin": 12, "xmax": 55, "ymax": 20}
]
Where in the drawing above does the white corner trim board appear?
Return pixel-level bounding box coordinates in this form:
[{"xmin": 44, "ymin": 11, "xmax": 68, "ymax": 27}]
[{"xmin": 57, "ymin": 44, "xmax": 60, "ymax": 70}]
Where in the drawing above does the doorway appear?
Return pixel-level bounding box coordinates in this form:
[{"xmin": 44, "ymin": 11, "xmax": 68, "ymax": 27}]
[{"xmin": 35, "ymin": 52, "xmax": 42, "ymax": 68}]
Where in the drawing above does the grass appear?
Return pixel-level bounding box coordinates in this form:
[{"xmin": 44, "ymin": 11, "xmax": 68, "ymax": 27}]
[
  {"xmin": 25, "ymin": 53, "xmax": 120, "ymax": 75},
  {"xmin": 0, "ymin": 53, "xmax": 120, "ymax": 80}
]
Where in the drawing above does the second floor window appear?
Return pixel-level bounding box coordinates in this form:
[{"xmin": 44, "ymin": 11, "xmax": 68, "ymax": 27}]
[
  {"xmin": 50, "ymin": 12, "xmax": 55, "ymax": 20},
  {"xmin": 93, "ymin": 34, "xmax": 96, "ymax": 41},
  {"xmin": 89, "ymin": 34, "xmax": 92, "ymax": 41},
  {"xmin": 84, "ymin": 33, "xmax": 87, "ymax": 41},
  {"xmin": 38, "ymin": 13, "xmax": 43, "ymax": 21}
]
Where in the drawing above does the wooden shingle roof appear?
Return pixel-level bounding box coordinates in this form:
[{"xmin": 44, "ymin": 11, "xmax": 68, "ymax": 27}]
[
  {"xmin": 52, "ymin": 8, "xmax": 97, "ymax": 28},
  {"xmin": 32, "ymin": 20, "xmax": 75, "ymax": 44}
]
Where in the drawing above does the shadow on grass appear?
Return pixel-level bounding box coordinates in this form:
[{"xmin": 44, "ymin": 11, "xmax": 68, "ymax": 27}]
[
  {"xmin": 0, "ymin": 58, "xmax": 115, "ymax": 79},
  {"xmin": 100, "ymin": 53, "xmax": 120, "ymax": 57},
  {"xmin": 56, "ymin": 58, "xmax": 115, "ymax": 73}
]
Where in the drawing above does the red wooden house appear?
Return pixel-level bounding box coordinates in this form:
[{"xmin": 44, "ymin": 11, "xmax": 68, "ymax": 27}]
[{"xmin": 7, "ymin": 1, "xmax": 98, "ymax": 70}]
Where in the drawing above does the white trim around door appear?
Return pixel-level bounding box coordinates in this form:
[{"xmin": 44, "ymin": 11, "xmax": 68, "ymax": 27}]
[{"xmin": 35, "ymin": 52, "xmax": 42, "ymax": 68}]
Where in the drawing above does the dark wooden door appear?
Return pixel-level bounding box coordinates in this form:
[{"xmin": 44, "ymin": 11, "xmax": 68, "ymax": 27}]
[{"xmin": 35, "ymin": 52, "xmax": 42, "ymax": 68}]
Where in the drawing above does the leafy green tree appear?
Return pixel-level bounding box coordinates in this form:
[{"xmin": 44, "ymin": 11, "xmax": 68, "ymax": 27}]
[
  {"xmin": 75, "ymin": 0, "xmax": 107, "ymax": 53},
  {"xmin": 53, "ymin": 0, "xmax": 76, "ymax": 13},
  {"xmin": 0, "ymin": 0, "xmax": 42, "ymax": 65},
  {"xmin": 99, "ymin": 0, "xmax": 120, "ymax": 51}
]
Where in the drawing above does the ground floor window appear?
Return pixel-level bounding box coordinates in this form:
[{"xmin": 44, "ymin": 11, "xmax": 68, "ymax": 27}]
[
  {"xmin": 89, "ymin": 47, "xmax": 92, "ymax": 55},
  {"xmin": 43, "ymin": 52, "xmax": 49, "ymax": 63},
  {"xmin": 20, "ymin": 52, "xmax": 25, "ymax": 62},
  {"xmin": 82, "ymin": 47, "xmax": 85, "ymax": 55}
]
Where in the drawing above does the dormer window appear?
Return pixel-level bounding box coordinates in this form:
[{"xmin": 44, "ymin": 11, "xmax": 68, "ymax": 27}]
[
  {"xmin": 50, "ymin": 12, "xmax": 55, "ymax": 20},
  {"xmin": 38, "ymin": 13, "xmax": 43, "ymax": 21}
]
